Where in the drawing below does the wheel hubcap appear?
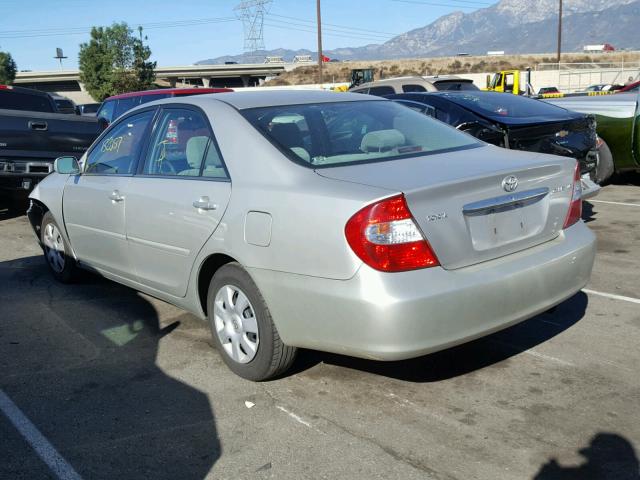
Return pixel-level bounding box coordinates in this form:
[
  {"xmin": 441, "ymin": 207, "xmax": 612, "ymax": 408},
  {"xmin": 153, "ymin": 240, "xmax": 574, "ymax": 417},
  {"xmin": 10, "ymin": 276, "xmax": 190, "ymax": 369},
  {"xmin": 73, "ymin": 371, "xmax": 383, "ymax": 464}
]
[
  {"xmin": 213, "ymin": 285, "xmax": 259, "ymax": 364},
  {"xmin": 43, "ymin": 223, "xmax": 65, "ymax": 273}
]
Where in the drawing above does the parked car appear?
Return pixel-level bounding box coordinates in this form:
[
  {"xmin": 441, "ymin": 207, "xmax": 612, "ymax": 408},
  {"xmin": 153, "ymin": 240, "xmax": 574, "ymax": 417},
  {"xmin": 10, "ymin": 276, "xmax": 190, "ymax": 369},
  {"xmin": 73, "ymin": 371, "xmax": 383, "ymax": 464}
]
[
  {"xmin": 350, "ymin": 76, "xmax": 479, "ymax": 96},
  {"xmin": 538, "ymin": 87, "xmax": 560, "ymax": 95},
  {"xmin": 75, "ymin": 103, "xmax": 101, "ymax": 116},
  {"xmin": 96, "ymin": 87, "xmax": 234, "ymax": 124},
  {"xmin": 0, "ymin": 85, "xmax": 101, "ymax": 203},
  {"xmin": 388, "ymin": 91, "xmax": 602, "ymax": 190},
  {"xmin": 28, "ymin": 91, "xmax": 595, "ymax": 381},
  {"xmin": 618, "ymin": 80, "xmax": 640, "ymax": 93},
  {"xmin": 545, "ymin": 92, "xmax": 640, "ymax": 179},
  {"xmin": 583, "ymin": 84, "xmax": 623, "ymax": 93}
]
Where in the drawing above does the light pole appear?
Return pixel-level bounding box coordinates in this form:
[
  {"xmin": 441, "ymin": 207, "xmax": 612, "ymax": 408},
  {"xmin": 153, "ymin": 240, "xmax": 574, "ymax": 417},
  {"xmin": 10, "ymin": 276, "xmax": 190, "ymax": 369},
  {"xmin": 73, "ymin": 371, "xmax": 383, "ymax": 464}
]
[
  {"xmin": 556, "ymin": 0, "xmax": 563, "ymax": 64},
  {"xmin": 317, "ymin": 0, "xmax": 323, "ymax": 86}
]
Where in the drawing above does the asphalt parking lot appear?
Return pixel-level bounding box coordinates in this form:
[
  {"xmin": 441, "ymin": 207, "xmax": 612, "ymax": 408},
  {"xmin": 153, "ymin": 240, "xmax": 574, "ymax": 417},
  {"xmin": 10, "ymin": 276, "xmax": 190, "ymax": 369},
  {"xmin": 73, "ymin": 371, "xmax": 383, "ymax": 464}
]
[{"xmin": 1, "ymin": 181, "xmax": 639, "ymax": 480}]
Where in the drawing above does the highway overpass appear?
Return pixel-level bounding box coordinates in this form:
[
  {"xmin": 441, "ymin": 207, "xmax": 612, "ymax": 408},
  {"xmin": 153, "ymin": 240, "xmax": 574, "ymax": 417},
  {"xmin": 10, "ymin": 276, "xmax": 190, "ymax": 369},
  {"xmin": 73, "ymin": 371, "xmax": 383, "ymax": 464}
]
[{"xmin": 14, "ymin": 63, "xmax": 289, "ymax": 101}]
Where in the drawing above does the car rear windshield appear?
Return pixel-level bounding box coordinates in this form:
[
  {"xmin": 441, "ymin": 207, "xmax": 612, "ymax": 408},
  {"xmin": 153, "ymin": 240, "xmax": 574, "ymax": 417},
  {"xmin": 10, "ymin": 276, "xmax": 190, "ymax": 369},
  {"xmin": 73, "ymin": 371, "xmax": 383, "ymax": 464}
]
[
  {"xmin": 443, "ymin": 92, "xmax": 569, "ymax": 119},
  {"xmin": 0, "ymin": 91, "xmax": 54, "ymax": 112},
  {"xmin": 434, "ymin": 81, "xmax": 479, "ymax": 91},
  {"xmin": 242, "ymin": 100, "xmax": 479, "ymax": 168}
]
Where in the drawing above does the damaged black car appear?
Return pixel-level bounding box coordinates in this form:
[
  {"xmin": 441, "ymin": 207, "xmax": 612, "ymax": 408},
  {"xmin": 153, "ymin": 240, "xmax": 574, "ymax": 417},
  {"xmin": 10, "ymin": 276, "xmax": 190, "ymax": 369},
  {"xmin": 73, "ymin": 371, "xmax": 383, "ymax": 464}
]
[{"xmin": 388, "ymin": 91, "xmax": 603, "ymax": 191}]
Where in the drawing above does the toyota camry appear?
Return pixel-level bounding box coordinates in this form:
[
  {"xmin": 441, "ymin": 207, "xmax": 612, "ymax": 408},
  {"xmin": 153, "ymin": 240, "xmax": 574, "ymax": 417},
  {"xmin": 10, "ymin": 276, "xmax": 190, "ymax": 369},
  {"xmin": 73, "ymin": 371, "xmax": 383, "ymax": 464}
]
[{"xmin": 27, "ymin": 91, "xmax": 596, "ymax": 381}]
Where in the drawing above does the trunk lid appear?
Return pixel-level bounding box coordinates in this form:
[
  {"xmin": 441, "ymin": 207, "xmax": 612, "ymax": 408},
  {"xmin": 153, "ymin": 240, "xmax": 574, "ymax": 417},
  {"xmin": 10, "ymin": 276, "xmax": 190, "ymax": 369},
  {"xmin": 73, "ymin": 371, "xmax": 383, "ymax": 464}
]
[
  {"xmin": 507, "ymin": 116, "xmax": 597, "ymax": 174},
  {"xmin": 317, "ymin": 144, "xmax": 577, "ymax": 270}
]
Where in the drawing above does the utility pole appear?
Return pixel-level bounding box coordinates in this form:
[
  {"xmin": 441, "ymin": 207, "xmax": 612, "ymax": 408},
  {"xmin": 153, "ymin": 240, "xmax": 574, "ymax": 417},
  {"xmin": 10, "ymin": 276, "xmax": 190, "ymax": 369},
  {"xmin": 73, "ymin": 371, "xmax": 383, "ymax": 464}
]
[
  {"xmin": 556, "ymin": 0, "xmax": 563, "ymax": 64},
  {"xmin": 317, "ymin": 0, "xmax": 324, "ymax": 85}
]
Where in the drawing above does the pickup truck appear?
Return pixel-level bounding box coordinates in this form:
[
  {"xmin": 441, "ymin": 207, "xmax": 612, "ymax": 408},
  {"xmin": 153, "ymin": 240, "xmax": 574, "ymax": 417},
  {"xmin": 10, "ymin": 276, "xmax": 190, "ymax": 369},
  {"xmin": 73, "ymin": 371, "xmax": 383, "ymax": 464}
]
[
  {"xmin": 0, "ymin": 85, "xmax": 101, "ymax": 204},
  {"xmin": 545, "ymin": 93, "xmax": 639, "ymax": 183}
]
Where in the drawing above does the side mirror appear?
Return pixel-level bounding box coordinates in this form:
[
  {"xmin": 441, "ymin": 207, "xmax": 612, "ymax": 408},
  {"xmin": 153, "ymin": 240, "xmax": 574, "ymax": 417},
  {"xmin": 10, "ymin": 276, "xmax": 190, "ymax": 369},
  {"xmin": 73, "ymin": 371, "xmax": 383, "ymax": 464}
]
[{"xmin": 54, "ymin": 156, "xmax": 80, "ymax": 174}]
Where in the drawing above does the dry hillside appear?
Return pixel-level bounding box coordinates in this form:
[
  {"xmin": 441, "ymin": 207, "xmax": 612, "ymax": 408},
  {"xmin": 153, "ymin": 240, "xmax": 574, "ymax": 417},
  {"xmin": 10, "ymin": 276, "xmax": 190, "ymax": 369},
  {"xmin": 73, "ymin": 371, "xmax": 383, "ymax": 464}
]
[{"xmin": 265, "ymin": 52, "xmax": 640, "ymax": 86}]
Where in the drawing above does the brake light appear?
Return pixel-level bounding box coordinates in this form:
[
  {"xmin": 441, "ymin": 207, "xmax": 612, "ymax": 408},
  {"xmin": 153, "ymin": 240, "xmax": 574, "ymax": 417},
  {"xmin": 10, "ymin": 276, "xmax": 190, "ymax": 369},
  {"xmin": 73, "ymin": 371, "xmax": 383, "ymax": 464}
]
[
  {"xmin": 563, "ymin": 162, "xmax": 582, "ymax": 229},
  {"xmin": 0, "ymin": 85, "xmax": 13, "ymax": 90},
  {"xmin": 345, "ymin": 194, "xmax": 439, "ymax": 272}
]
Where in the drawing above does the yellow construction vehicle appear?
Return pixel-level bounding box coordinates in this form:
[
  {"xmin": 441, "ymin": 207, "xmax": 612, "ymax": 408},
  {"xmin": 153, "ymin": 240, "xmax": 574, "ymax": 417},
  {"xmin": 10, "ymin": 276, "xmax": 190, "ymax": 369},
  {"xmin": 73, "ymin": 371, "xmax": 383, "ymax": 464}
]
[
  {"xmin": 485, "ymin": 69, "xmax": 535, "ymax": 95},
  {"xmin": 333, "ymin": 68, "xmax": 375, "ymax": 92}
]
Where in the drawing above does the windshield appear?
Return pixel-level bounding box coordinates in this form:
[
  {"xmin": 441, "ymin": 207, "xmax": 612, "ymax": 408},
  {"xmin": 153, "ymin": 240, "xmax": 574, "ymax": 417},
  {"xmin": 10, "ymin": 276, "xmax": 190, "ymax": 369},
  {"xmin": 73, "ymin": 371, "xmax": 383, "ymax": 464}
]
[
  {"xmin": 443, "ymin": 92, "xmax": 569, "ymax": 119},
  {"xmin": 241, "ymin": 100, "xmax": 479, "ymax": 168}
]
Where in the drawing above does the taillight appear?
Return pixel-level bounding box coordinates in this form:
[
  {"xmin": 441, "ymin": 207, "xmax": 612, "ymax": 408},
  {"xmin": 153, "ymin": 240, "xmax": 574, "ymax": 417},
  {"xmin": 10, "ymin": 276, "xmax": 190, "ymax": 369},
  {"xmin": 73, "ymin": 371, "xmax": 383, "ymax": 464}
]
[
  {"xmin": 345, "ymin": 194, "xmax": 439, "ymax": 272},
  {"xmin": 563, "ymin": 161, "xmax": 582, "ymax": 229}
]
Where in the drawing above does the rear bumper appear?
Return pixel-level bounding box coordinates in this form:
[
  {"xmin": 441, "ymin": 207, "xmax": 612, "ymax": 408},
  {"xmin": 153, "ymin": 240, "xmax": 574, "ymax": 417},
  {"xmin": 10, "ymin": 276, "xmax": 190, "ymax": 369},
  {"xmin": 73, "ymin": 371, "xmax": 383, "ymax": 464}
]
[{"xmin": 249, "ymin": 221, "xmax": 596, "ymax": 360}]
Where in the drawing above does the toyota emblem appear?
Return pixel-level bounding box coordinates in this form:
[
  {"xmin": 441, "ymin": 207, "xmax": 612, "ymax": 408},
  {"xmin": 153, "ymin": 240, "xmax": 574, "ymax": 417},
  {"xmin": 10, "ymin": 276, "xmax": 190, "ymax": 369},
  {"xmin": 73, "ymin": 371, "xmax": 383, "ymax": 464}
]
[{"xmin": 502, "ymin": 175, "xmax": 518, "ymax": 192}]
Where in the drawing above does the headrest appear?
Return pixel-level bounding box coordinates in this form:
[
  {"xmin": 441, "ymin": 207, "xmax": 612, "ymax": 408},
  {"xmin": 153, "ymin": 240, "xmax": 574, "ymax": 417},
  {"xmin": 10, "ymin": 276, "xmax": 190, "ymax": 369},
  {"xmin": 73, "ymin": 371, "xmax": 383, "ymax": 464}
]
[
  {"xmin": 270, "ymin": 123, "xmax": 303, "ymax": 148},
  {"xmin": 361, "ymin": 129, "xmax": 405, "ymax": 152},
  {"xmin": 186, "ymin": 136, "xmax": 209, "ymax": 169}
]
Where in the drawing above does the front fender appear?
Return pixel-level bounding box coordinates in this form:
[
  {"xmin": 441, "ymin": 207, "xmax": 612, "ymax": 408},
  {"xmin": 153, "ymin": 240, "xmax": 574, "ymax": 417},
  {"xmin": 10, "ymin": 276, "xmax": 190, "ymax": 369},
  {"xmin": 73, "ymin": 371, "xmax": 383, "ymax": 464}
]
[{"xmin": 28, "ymin": 172, "xmax": 77, "ymax": 259}]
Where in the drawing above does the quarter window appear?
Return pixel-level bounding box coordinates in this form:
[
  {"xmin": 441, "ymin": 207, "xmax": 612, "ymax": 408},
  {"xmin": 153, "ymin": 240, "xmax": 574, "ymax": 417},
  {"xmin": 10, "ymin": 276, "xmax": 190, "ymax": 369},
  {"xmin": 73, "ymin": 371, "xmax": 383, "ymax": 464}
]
[
  {"xmin": 85, "ymin": 111, "xmax": 154, "ymax": 175},
  {"xmin": 402, "ymin": 84, "xmax": 427, "ymax": 93},
  {"xmin": 367, "ymin": 86, "xmax": 395, "ymax": 96},
  {"xmin": 142, "ymin": 109, "xmax": 228, "ymax": 179}
]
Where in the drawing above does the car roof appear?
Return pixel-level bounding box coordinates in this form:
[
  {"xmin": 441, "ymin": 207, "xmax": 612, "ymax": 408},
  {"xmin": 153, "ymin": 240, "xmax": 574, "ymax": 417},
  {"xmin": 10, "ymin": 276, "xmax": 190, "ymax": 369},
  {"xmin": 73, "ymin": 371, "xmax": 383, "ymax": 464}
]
[
  {"xmin": 353, "ymin": 77, "xmax": 432, "ymax": 89},
  {"xmin": 194, "ymin": 90, "xmax": 381, "ymax": 110},
  {"xmin": 104, "ymin": 87, "xmax": 233, "ymax": 101}
]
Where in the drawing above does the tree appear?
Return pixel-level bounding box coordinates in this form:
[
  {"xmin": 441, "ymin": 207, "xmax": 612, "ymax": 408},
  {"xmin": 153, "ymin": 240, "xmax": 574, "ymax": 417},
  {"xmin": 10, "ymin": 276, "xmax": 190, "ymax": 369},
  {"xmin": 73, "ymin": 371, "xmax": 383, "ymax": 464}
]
[
  {"xmin": 0, "ymin": 50, "xmax": 17, "ymax": 85},
  {"xmin": 79, "ymin": 22, "xmax": 156, "ymax": 101}
]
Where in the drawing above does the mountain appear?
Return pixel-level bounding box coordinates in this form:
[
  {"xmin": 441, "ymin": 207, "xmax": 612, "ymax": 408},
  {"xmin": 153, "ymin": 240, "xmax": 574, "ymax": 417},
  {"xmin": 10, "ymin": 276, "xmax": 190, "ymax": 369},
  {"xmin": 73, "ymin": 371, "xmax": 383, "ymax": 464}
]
[{"xmin": 196, "ymin": 0, "xmax": 640, "ymax": 64}]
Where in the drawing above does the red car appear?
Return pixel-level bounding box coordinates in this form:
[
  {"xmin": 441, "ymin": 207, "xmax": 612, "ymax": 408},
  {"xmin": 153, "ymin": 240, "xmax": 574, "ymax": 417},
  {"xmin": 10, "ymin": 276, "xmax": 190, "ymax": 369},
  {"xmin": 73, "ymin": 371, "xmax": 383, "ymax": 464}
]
[
  {"xmin": 96, "ymin": 87, "xmax": 233, "ymax": 124},
  {"xmin": 618, "ymin": 80, "xmax": 640, "ymax": 93}
]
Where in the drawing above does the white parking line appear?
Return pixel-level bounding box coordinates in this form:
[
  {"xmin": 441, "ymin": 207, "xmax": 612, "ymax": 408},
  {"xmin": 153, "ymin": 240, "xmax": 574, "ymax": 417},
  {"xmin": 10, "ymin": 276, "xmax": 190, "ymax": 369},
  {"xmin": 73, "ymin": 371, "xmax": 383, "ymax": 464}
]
[
  {"xmin": 276, "ymin": 405, "xmax": 313, "ymax": 428},
  {"xmin": 0, "ymin": 389, "xmax": 83, "ymax": 480},
  {"xmin": 589, "ymin": 199, "xmax": 640, "ymax": 208},
  {"xmin": 583, "ymin": 288, "xmax": 640, "ymax": 305}
]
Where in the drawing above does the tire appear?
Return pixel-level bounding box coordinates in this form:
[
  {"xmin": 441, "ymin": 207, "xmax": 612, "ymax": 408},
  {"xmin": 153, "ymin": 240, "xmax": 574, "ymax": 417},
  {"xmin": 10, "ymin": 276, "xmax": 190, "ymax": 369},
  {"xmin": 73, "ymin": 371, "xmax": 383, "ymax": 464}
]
[
  {"xmin": 207, "ymin": 262, "xmax": 297, "ymax": 381},
  {"xmin": 41, "ymin": 211, "xmax": 78, "ymax": 283},
  {"xmin": 592, "ymin": 139, "xmax": 615, "ymax": 185}
]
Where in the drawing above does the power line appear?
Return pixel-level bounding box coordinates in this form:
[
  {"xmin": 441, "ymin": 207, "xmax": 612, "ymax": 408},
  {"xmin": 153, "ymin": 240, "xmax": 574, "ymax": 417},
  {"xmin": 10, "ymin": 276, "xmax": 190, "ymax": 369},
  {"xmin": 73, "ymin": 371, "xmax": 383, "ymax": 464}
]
[
  {"xmin": 264, "ymin": 17, "xmax": 394, "ymax": 41},
  {"xmin": 0, "ymin": 17, "xmax": 237, "ymax": 39},
  {"xmin": 268, "ymin": 13, "xmax": 402, "ymax": 36}
]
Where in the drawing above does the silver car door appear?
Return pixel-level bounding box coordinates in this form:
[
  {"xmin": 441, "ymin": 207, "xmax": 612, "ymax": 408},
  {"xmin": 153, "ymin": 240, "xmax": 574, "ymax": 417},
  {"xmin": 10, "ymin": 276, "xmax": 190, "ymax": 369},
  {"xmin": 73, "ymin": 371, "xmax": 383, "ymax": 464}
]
[
  {"xmin": 63, "ymin": 110, "xmax": 155, "ymax": 278},
  {"xmin": 125, "ymin": 107, "xmax": 231, "ymax": 297}
]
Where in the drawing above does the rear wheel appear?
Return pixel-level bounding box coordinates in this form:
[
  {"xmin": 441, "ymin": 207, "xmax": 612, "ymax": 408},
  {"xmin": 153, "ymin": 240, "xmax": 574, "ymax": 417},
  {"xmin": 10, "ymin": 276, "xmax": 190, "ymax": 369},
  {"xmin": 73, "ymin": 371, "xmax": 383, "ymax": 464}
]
[
  {"xmin": 207, "ymin": 262, "xmax": 297, "ymax": 381},
  {"xmin": 41, "ymin": 211, "xmax": 77, "ymax": 283}
]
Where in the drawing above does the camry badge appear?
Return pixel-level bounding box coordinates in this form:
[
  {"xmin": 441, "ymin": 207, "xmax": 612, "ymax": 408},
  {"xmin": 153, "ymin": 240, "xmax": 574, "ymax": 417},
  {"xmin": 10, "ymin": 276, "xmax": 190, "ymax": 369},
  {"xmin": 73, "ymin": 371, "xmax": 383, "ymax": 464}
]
[{"xmin": 502, "ymin": 175, "xmax": 518, "ymax": 192}]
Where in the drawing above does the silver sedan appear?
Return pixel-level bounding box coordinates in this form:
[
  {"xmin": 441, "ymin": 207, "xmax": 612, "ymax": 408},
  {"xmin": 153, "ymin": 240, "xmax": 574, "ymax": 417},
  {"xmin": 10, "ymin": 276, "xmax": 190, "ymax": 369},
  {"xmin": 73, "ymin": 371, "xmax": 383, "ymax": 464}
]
[{"xmin": 28, "ymin": 91, "xmax": 596, "ymax": 380}]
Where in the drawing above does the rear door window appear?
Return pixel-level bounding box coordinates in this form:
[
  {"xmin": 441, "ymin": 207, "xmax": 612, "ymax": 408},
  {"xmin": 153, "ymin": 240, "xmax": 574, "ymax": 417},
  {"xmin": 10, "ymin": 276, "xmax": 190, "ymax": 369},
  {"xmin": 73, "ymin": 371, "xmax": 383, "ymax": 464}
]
[
  {"xmin": 141, "ymin": 108, "xmax": 228, "ymax": 179},
  {"xmin": 0, "ymin": 91, "xmax": 54, "ymax": 112}
]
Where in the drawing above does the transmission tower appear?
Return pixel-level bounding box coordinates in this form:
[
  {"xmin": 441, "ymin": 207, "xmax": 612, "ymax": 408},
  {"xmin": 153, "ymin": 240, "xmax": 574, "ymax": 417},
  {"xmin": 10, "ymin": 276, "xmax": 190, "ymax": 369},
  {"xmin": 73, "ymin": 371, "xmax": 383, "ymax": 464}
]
[{"xmin": 234, "ymin": 0, "xmax": 271, "ymax": 63}]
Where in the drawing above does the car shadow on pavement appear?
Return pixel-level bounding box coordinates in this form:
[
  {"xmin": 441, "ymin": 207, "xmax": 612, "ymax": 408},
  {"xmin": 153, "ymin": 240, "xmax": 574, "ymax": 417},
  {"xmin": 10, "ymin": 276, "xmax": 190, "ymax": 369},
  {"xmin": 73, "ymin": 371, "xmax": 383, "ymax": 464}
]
[
  {"xmin": 533, "ymin": 432, "xmax": 640, "ymax": 480},
  {"xmin": 293, "ymin": 292, "xmax": 588, "ymax": 383},
  {"xmin": 0, "ymin": 256, "xmax": 220, "ymax": 480}
]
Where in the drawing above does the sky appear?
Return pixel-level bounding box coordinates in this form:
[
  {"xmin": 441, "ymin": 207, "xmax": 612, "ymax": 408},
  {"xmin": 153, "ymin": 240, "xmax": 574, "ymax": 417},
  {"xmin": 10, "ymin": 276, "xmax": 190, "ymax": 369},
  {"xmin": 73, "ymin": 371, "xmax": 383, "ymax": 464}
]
[{"xmin": 0, "ymin": 0, "xmax": 487, "ymax": 71}]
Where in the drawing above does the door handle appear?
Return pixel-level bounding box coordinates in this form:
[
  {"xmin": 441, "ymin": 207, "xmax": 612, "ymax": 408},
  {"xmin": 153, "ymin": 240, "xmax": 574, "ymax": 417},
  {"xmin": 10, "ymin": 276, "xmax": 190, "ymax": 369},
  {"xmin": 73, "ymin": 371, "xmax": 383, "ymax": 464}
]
[
  {"xmin": 109, "ymin": 190, "xmax": 124, "ymax": 202},
  {"xmin": 193, "ymin": 196, "xmax": 217, "ymax": 211},
  {"xmin": 28, "ymin": 121, "xmax": 48, "ymax": 131}
]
